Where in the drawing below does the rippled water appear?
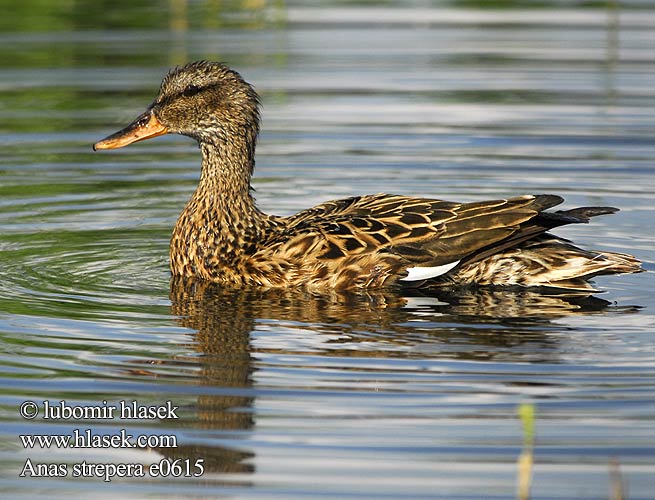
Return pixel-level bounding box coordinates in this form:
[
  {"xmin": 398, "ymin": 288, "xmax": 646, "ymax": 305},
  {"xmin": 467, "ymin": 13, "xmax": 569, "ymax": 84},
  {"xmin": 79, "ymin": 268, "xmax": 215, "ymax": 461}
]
[{"xmin": 1, "ymin": 2, "xmax": 654, "ymax": 499}]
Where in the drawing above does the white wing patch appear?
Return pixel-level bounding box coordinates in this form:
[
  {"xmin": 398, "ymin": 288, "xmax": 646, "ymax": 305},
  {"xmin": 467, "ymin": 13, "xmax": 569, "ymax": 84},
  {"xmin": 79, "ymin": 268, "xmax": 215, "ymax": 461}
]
[{"xmin": 399, "ymin": 260, "xmax": 460, "ymax": 282}]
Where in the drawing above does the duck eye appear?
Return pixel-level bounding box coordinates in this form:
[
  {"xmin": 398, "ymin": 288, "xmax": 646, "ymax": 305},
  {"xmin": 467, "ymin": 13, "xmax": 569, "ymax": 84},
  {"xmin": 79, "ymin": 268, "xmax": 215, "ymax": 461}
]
[{"xmin": 183, "ymin": 84, "xmax": 201, "ymax": 97}]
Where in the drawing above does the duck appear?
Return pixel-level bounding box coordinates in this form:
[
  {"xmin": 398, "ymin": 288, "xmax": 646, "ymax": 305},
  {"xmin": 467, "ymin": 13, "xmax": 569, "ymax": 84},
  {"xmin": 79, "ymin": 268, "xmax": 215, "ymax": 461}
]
[{"xmin": 94, "ymin": 61, "xmax": 643, "ymax": 291}]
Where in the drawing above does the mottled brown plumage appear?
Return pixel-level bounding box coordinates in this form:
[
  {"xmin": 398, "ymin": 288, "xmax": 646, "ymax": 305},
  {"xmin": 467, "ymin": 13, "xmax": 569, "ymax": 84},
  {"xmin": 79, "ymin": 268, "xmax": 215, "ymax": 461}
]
[{"xmin": 94, "ymin": 61, "xmax": 643, "ymax": 291}]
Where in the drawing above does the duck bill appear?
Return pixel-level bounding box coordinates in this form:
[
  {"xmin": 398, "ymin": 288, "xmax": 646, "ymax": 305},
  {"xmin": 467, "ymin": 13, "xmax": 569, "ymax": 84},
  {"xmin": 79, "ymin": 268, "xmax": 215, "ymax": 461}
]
[{"xmin": 93, "ymin": 110, "xmax": 168, "ymax": 150}]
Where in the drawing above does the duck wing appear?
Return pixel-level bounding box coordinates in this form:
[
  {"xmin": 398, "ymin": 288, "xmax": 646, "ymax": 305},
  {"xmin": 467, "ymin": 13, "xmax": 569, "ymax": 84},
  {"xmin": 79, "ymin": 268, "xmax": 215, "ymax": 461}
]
[{"xmin": 274, "ymin": 193, "xmax": 565, "ymax": 281}]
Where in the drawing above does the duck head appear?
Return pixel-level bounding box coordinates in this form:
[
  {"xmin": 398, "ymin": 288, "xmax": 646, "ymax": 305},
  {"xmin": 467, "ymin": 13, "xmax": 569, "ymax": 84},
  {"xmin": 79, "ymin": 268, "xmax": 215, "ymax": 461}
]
[{"xmin": 93, "ymin": 61, "xmax": 261, "ymax": 151}]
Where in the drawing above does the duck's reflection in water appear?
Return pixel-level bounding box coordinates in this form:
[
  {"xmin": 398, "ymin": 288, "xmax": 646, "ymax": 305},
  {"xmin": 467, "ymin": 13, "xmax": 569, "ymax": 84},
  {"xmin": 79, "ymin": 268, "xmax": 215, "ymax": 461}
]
[{"xmin": 159, "ymin": 276, "xmax": 639, "ymax": 474}]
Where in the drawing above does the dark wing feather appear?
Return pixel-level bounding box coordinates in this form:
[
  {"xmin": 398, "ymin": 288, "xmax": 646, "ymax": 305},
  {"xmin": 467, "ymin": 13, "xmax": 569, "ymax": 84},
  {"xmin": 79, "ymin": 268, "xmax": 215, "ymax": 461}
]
[
  {"xmin": 384, "ymin": 195, "xmax": 554, "ymax": 267},
  {"xmin": 278, "ymin": 194, "xmax": 560, "ymax": 270},
  {"xmin": 459, "ymin": 200, "xmax": 620, "ymax": 268}
]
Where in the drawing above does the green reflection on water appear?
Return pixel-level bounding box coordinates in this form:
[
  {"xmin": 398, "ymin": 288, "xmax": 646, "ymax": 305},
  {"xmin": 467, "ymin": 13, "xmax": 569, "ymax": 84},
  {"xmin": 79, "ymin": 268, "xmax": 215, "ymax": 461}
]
[{"xmin": 0, "ymin": 0, "xmax": 284, "ymax": 33}]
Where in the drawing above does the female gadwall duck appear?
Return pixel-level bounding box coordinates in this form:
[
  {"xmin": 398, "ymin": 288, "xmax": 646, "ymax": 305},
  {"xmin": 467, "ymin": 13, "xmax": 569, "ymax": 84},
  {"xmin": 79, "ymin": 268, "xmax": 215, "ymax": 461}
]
[{"xmin": 94, "ymin": 61, "xmax": 642, "ymax": 290}]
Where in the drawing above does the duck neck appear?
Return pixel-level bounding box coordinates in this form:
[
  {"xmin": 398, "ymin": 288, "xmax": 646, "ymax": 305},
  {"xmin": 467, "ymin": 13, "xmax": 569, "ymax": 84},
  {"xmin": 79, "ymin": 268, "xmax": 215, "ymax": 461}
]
[
  {"xmin": 197, "ymin": 139, "xmax": 257, "ymax": 217},
  {"xmin": 177, "ymin": 136, "xmax": 272, "ymax": 257}
]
